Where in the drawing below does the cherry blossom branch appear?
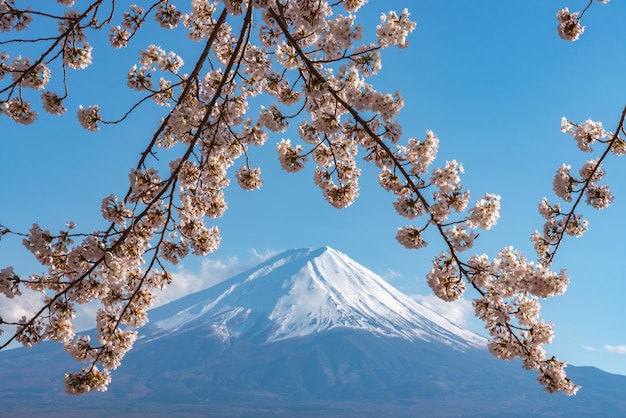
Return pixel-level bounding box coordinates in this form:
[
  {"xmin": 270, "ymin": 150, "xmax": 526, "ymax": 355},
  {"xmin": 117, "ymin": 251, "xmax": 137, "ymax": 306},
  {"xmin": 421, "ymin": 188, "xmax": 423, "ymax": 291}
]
[
  {"xmin": 62, "ymin": 4, "xmax": 255, "ymax": 391},
  {"xmin": 0, "ymin": 0, "xmax": 619, "ymax": 397},
  {"xmin": 545, "ymin": 106, "xmax": 626, "ymax": 265},
  {"xmin": 533, "ymin": 106, "xmax": 626, "ymax": 267},
  {"xmin": 0, "ymin": 1, "xmax": 105, "ymax": 96},
  {"xmin": 268, "ymin": 3, "xmax": 475, "ymax": 291},
  {"xmin": 0, "ymin": 4, "xmax": 233, "ymax": 354},
  {"xmin": 268, "ymin": 1, "xmax": 578, "ymax": 395}
]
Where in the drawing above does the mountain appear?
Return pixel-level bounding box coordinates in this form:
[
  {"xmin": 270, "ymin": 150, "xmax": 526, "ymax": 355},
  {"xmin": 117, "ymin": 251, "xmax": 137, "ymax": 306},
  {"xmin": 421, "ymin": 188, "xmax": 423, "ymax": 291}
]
[
  {"xmin": 1, "ymin": 246, "xmax": 626, "ymax": 417},
  {"xmin": 144, "ymin": 246, "xmax": 484, "ymax": 347}
]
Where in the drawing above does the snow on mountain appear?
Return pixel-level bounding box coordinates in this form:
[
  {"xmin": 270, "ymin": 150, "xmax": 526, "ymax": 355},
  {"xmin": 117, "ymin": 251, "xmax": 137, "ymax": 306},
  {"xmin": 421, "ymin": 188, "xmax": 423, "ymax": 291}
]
[{"xmin": 145, "ymin": 246, "xmax": 485, "ymax": 348}]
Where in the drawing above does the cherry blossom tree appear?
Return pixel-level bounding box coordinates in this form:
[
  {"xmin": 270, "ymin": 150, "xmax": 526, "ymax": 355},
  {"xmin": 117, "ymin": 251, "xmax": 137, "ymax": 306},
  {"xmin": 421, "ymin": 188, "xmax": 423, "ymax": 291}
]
[{"xmin": 0, "ymin": 0, "xmax": 622, "ymax": 396}]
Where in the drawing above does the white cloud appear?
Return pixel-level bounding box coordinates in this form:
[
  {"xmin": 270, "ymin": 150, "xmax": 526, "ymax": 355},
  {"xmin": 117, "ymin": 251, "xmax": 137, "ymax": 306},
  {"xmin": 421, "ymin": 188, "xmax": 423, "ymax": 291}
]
[
  {"xmin": 411, "ymin": 294, "xmax": 473, "ymax": 327},
  {"xmin": 582, "ymin": 345, "xmax": 598, "ymax": 351},
  {"xmin": 153, "ymin": 248, "xmax": 282, "ymax": 307},
  {"xmin": 0, "ymin": 289, "xmax": 55, "ymax": 349},
  {"xmin": 154, "ymin": 256, "xmax": 240, "ymax": 307},
  {"xmin": 379, "ymin": 269, "xmax": 402, "ymax": 281},
  {"xmin": 74, "ymin": 303, "xmax": 99, "ymax": 332},
  {"xmin": 249, "ymin": 247, "xmax": 283, "ymax": 262},
  {"xmin": 0, "ymin": 288, "xmax": 43, "ymax": 323},
  {"xmin": 605, "ymin": 345, "xmax": 626, "ymax": 354}
]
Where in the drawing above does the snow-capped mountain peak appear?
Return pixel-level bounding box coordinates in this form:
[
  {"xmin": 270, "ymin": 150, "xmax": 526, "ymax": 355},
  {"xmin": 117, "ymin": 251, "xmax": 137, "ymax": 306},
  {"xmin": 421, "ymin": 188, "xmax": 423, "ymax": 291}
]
[{"xmin": 147, "ymin": 247, "xmax": 485, "ymax": 348}]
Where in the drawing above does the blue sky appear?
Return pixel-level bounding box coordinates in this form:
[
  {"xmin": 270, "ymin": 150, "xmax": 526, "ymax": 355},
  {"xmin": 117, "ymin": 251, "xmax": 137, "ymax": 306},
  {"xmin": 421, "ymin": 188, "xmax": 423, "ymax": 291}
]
[{"xmin": 1, "ymin": 1, "xmax": 626, "ymax": 378}]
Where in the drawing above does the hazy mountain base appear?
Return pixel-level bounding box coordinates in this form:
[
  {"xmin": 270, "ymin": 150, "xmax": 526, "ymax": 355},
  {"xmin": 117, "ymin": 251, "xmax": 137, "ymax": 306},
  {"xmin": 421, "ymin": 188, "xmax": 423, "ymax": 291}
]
[{"xmin": 2, "ymin": 329, "xmax": 626, "ymax": 417}]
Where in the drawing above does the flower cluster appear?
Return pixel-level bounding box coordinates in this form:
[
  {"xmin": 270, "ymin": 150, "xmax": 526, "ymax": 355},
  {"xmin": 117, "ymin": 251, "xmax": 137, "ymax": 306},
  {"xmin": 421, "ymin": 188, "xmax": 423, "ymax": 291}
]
[
  {"xmin": 427, "ymin": 252, "xmax": 464, "ymax": 302},
  {"xmin": 0, "ymin": 2, "xmax": 106, "ymax": 126},
  {"xmin": 469, "ymin": 248, "xmax": 578, "ymax": 395},
  {"xmin": 77, "ymin": 105, "xmax": 101, "ymax": 131},
  {"xmin": 155, "ymin": 3, "xmax": 183, "ymax": 29},
  {"xmin": 376, "ymin": 9, "xmax": 416, "ymax": 49},
  {"xmin": 532, "ymin": 115, "xmax": 623, "ymax": 265},
  {"xmin": 59, "ymin": 9, "xmax": 94, "ymax": 70},
  {"xmin": 64, "ymin": 366, "xmax": 111, "ymax": 395},
  {"xmin": 556, "ymin": 8, "xmax": 584, "ymax": 41},
  {"xmin": 236, "ymin": 166, "xmax": 264, "ymax": 191},
  {"xmin": 2, "ymin": 98, "xmax": 37, "ymax": 125},
  {"xmin": 379, "ymin": 130, "xmax": 493, "ymax": 256},
  {"xmin": 555, "ymin": 1, "xmax": 610, "ymax": 42},
  {"xmin": 124, "ymin": 44, "xmax": 183, "ymax": 108},
  {"xmin": 11, "ymin": 57, "xmax": 50, "ymax": 90},
  {"xmin": 41, "ymin": 92, "xmax": 67, "ymax": 115},
  {"xmin": 0, "ymin": 1, "xmax": 33, "ymax": 32},
  {"xmin": 561, "ymin": 117, "xmax": 607, "ymax": 152}
]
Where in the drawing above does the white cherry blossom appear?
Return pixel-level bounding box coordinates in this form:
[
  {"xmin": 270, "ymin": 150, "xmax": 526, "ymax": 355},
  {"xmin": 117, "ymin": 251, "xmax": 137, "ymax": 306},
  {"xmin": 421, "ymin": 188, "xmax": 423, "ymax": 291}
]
[{"xmin": 0, "ymin": 0, "xmax": 621, "ymax": 398}]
